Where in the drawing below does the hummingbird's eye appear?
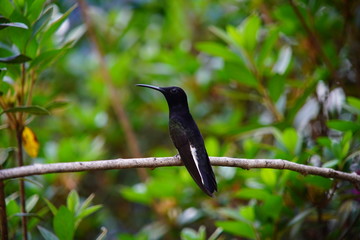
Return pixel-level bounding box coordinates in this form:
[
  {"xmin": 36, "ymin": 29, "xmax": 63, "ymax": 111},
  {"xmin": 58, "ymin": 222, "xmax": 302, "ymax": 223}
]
[{"xmin": 170, "ymin": 88, "xmax": 178, "ymax": 94}]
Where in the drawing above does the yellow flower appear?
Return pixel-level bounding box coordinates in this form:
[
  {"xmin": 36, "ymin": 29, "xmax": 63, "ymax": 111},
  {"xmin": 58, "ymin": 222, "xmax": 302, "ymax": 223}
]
[{"xmin": 22, "ymin": 127, "xmax": 39, "ymax": 158}]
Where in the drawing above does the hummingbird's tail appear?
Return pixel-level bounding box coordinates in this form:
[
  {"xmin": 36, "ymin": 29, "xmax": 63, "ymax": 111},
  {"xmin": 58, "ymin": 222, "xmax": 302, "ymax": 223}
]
[{"xmin": 180, "ymin": 145, "xmax": 217, "ymax": 197}]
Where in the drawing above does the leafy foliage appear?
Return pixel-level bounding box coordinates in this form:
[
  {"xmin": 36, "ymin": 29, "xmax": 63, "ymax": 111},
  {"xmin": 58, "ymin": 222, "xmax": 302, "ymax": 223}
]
[{"xmin": 1, "ymin": 0, "xmax": 360, "ymax": 239}]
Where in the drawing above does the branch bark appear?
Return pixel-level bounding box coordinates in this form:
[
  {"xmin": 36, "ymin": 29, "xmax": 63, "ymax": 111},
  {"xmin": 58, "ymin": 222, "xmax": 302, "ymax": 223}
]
[{"xmin": 0, "ymin": 157, "xmax": 359, "ymax": 185}]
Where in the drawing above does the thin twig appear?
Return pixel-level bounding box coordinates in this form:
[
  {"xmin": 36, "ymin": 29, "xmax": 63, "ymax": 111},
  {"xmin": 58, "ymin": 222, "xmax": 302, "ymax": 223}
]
[
  {"xmin": 288, "ymin": 0, "xmax": 336, "ymax": 78},
  {"xmin": 19, "ymin": 64, "xmax": 26, "ymax": 123},
  {"xmin": 235, "ymin": 34, "xmax": 283, "ymax": 122},
  {"xmin": 0, "ymin": 157, "xmax": 359, "ymax": 185},
  {"xmin": 0, "ymin": 174, "xmax": 8, "ymax": 240},
  {"xmin": 26, "ymin": 70, "xmax": 36, "ymax": 106},
  {"xmin": 16, "ymin": 128, "xmax": 27, "ymax": 240},
  {"xmin": 17, "ymin": 62, "xmax": 28, "ymax": 240},
  {"xmin": 258, "ymin": 82, "xmax": 283, "ymax": 122}
]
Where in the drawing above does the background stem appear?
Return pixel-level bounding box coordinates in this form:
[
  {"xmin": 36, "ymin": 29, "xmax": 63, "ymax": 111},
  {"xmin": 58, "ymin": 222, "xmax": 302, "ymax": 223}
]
[
  {"xmin": 16, "ymin": 128, "xmax": 27, "ymax": 240},
  {"xmin": 0, "ymin": 172, "xmax": 8, "ymax": 240}
]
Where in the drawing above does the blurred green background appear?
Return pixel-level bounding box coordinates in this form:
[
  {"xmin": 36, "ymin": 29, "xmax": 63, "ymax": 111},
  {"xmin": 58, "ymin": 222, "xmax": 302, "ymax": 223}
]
[{"xmin": 1, "ymin": 0, "xmax": 360, "ymax": 239}]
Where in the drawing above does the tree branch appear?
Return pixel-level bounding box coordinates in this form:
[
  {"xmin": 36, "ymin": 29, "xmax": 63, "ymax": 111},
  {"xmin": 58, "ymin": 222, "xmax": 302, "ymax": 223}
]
[{"xmin": 0, "ymin": 157, "xmax": 359, "ymax": 185}]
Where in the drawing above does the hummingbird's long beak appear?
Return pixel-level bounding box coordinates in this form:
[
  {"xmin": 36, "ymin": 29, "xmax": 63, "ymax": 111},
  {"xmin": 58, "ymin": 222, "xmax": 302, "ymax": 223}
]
[{"xmin": 136, "ymin": 84, "xmax": 165, "ymax": 93}]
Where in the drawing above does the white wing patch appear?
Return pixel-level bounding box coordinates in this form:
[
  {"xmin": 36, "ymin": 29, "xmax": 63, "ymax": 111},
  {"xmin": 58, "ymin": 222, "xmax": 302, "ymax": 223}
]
[{"xmin": 190, "ymin": 144, "xmax": 205, "ymax": 185}]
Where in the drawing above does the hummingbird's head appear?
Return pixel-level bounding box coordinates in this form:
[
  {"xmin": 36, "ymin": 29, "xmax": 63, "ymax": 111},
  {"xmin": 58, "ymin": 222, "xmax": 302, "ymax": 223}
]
[{"xmin": 137, "ymin": 84, "xmax": 189, "ymax": 111}]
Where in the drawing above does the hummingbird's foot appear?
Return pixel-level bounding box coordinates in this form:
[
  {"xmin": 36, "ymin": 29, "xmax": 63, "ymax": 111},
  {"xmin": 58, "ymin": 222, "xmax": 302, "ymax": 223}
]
[{"xmin": 174, "ymin": 154, "xmax": 181, "ymax": 161}]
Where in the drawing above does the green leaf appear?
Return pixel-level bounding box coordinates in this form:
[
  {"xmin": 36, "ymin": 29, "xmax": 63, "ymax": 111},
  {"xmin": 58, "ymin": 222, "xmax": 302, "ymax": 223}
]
[
  {"xmin": 257, "ymin": 27, "xmax": 279, "ymax": 68},
  {"xmin": 117, "ymin": 233, "xmax": 147, "ymax": 240},
  {"xmin": 0, "ymin": 68, "xmax": 6, "ymax": 79},
  {"xmin": 341, "ymin": 141, "xmax": 350, "ymax": 159},
  {"xmin": 225, "ymin": 15, "xmax": 261, "ymax": 53},
  {"xmin": 197, "ymin": 227, "xmax": 206, "ymax": 240},
  {"xmin": 38, "ymin": 226, "xmax": 59, "ymax": 240},
  {"xmin": 61, "ymin": 24, "xmax": 86, "ymax": 48},
  {"xmin": 32, "ymin": 6, "xmax": 53, "ymax": 36},
  {"xmin": 0, "ymin": 148, "xmax": 12, "ymax": 165},
  {"xmin": 322, "ymin": 159, "xmax": 339, "ymax": 168},
  {"xmin": 218, "ymin": 208, "xmax": 244, "ymax": 221},
  {"xmin": 342, "ymin": 131, "xmax": 353, "ymax": 143},
  {"xmin": 260, "ymin": 169, "xmax": 277, "ymax": 187},
  {"xmin": 6, "ymin": 199, "xmax": 20, "ymax": 217},
  {"xmin": 76, "ymin": 205, "xmax": 102, "ymax": 221},
  {"xmin": 181, "ymin": 226, "xmax": 206, "ymax": 240},
  {"xmin": 288, "ymin": 209, "xmax": 313, "ymax": 226},
  {"xmin": 236, "ymin": 188, "xmax": 270, "ymax": 201},
  {"xmin": 226, "ymin": 25, "xmax": 243, "ymax": 48},
  {"xmin": 4, "ymin": 9, "xmax": 31, "ymax": 51},
  {"xmin": 304, "ymin": 175, "xmax": 332, "ymax": 189},
  {"xmin": 209, "ymin": 26, "xmax": 232, "ymax": 44},
  {"xmin": 46, "ymin": 101, "xmax": 69, "ymax": 110},
  {"xmin": 26, "ymin": 194, "xmax": 39, "ymax": 212},
  {"xmin": 241, "ymin": 14, "xmax": 261, "ymax": 51},
  {"xmin": 341, "ymin": 131, "xmax": 352, "ymax": 158},
  {"xmin": 0, "ymin": 22, "xmax": 28, "ymax": 30},
  {"xmin": 348, "ymin": 97, "xmax": 360, "ymax": 110},
  {"xmin": 243, "ymin": 139, "xmax": 260, "ymax": 158},
  {"xmin": 327, "ymin": 120, "xmax": 360, "ymax": 132},
  {"xmin": 274, "ymin": 128, "xmax": 301, "ymax": 154},
  {"xmin": 1, "ymin": 105, "xmax": 50, "ymax": 116},
  {"xmin": 260, "ymin": 195, "xmax": 283, "ymax": 219},
  {"xmin": 216, "ymin": 221, "xmax": 255, "ymax": 238},
  {"xmin": 205, "ymin": 137, "xmax": 219, "ymax": 156},
  {"xmin": 239, "ymin": 206, "xmax": 255, "ymax": 222},
  {"xmin": 0, "ymin": 0, "xmax": 14, "ymax": 17},
  {"xmin": 43, "ymin": 198, "xmax": 58, "ymax": 215},
  {"xmin": 0, "ymin": 54, "xmax": 32, "ymax": 64},
  {"xmin": 281, "ymin": 128, "xmax": 299, "ymax": 154},
  {"xmin": 331, "ymin": 142, "xmax": 342, "ymax": 160},
  {"xmin": 53, "ymin": 206, "xmax": 75, "ymax": 240},
  {"xmin": 26, "ymin": 36, "xmax": 39, "ymax": 58},
  {"xmin": 41, "ymin": 4, "xmax": 77, "ymax": 45},
  {"xmin": 287, "ymin": 77, "xmax": 319, "ymax": 122},
  {"xmin": 196, "ymin": 42, "xmax": 240, "ymax": 62},
  {"xmin": 23, "ymin": 177, "xmax": 43, "ymax": 188},
  {"xmin": 267, "ymin": 74, "xmax": 285, "ymax": 102},
  {"xmin": 27, "ymin": 0, "xmax": 47, "ymax": 23},
  {"xmin": 120, "ymin": 185, "xmax": 151, "ymax": 205},
  {"xmin": 30, "ymin": 49, "xmax": 68, "ymax": 70},
  {"xmin": 13, "ymin": 0, "xmax": 25, "ymax": 8},
  {"xmin": 67, "ymin": 190, "xmax": 79, "ymax": 214},
  {"xmin": 181, "ymin": 228, "xmax": 199, "ymax": 240},
  {"xmin": 221, "ymin": 62, "xmax": 258, "ymax": 87},
  {"xmin": 317, "ymin": 137, "xmax": 332, "ymax": 148}
]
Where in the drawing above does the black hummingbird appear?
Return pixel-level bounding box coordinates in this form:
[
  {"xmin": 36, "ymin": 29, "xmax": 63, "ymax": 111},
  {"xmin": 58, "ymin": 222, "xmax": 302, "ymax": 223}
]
[{"xmin": 137, "ymin": 84, "xmax": 217, "ymax": 197}]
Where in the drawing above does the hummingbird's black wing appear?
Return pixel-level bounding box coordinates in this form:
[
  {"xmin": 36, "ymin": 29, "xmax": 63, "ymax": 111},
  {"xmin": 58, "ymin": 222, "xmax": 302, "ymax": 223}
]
[{"xmin": 169, "ymin": 116, "xmax": 217, "ymax": 197}]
